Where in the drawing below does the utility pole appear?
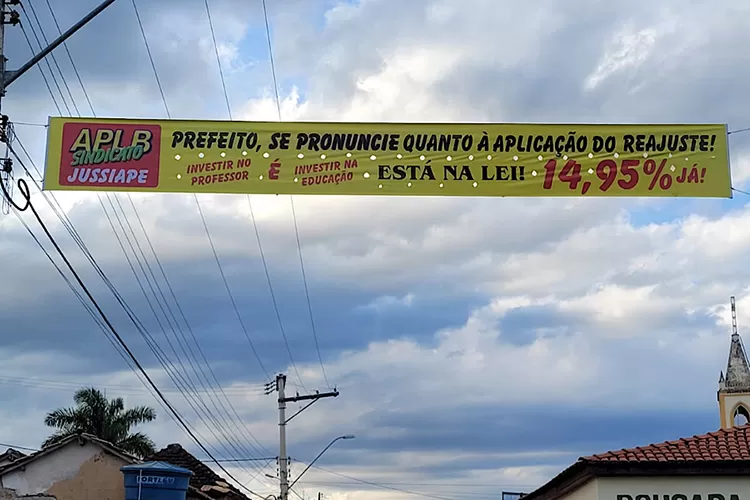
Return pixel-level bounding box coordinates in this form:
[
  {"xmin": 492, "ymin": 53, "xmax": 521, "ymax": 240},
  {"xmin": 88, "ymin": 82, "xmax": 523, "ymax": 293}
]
[{"xmin": 265, "ymin": 374, "xmax": 339, "ymax": 500}]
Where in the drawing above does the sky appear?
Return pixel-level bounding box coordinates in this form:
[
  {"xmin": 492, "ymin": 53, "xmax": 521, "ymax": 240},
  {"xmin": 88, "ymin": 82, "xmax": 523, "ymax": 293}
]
[{"xmin": 1, "ymin": 0, "xmax": 750, "ymax": 499}]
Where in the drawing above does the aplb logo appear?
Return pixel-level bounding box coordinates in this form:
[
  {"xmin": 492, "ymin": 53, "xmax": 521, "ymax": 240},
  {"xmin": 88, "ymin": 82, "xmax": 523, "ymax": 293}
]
[{"xmin": 59, "ymin": 122, "xmax": 161, "ymax": 188}]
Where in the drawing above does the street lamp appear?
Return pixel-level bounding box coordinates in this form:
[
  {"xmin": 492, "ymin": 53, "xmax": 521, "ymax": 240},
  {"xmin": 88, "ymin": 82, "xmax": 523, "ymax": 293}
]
[{"xmin": 288, "ymin": 435, "xmax": 355, "ymax": 489}]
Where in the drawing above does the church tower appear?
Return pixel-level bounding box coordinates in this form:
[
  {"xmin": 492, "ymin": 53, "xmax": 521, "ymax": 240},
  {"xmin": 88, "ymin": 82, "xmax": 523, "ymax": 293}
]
[{"xmin": 718, "ymin": 296, "xmax": 750, "ymax": 428}]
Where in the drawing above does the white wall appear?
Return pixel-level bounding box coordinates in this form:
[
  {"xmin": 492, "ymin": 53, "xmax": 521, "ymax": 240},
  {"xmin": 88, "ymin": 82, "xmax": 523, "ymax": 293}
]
[
  {"xmin": 0, "ymin": 440, "xmax": 103, "ymax": 495},
  {"xmin": 597, "ymin": 477, "xmax": 750, "ymax": 500},
  {"xmin": 565, "ymin": 478, "xmax": 599, "ymax": 500}
]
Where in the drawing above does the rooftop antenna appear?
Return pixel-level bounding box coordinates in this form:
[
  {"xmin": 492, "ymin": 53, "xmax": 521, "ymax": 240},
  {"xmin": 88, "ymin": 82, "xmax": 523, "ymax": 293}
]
[{"xmin": 732, "ymin": 296, "xmax": 739, "ymax": 338}]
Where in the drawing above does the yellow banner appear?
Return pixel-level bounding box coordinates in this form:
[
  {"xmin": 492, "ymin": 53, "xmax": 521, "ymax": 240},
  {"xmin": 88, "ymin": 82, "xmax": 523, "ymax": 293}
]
[{"xmin": 43, "ymin": 118, "xmax": 732, "ymax": 197}]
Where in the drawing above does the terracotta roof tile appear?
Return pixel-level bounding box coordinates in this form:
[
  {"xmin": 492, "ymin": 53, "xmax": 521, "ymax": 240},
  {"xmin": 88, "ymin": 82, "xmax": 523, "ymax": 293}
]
[
  {"xmin": 583, "ymin": 424, "xmax": 750, "ymax": 463},
  {"xmin": 147, "ymin": 444, "xmax": 251, "ymax": 500}
]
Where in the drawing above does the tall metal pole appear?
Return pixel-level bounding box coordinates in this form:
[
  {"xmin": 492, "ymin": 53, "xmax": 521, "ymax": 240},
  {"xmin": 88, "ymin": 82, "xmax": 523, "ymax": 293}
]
[
  {"xmin": 277, "ymin": 374, "xmax": 289, "ymax": 500},
  {"xmin": 2, "ymin": 0, "xmax": 116, "ymax": 89},
  {"xmin": 288, "ymin": 435, "xmax": 354, "ymax": 490}
]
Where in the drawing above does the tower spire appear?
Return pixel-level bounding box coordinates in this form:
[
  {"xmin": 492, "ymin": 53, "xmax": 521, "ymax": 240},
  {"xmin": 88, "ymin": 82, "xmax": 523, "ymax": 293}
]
[
  {"xmin": 718, "ymin": 296, "xmax": 750, "ymax": 428},
  {"xmin": 723, "ymin": 297, "xmax": 750, "ymax": 391}
]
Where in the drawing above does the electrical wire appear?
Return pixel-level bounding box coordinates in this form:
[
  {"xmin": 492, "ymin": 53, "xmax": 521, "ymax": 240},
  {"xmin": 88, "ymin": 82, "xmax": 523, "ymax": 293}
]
[
  {"xmin": 1, "ymin": 161, "xmax": 267, "ymax": 500},
  {"xmin": 306, "ymin": 465, "xmax": 461, "ymax": 500},
  {"xmin": 200, "ymin": 0, "xmax": 308, "ymax": 391},
  {"xmin": 9, "ymin": 204, "xmax": 183, "ymax": 436},
  {"xmin": 9, "ymin": 142, "xmax": 239, "ymax": 461},
  {"xmin": 13, "ymin": 132, "xmax": 271, "ymax": 477},
  {"xmin": 12, "ymin": 133, "xmax": 274, "ymax": 486},
  {"xmin": 13, "ymin": 7, "xmax": 269, "ymax": 457},
  {"xmin": 202, "ymin": 0, "xmax": 232, "ymax": 120},
  {"xmin": 17, "ymin": 22, "xmax": 61, "ymax": 114},
  {"xmin": 0, "ymin": 442, "xmax": 38, "ymax": 452},
  {"xmin": 260, "ymin": 0, "xmax": 330, "ymax": 388},
  {"xmin": 0, "ymin": 373, "xmax": 266, "ymax": 395},
  {"xmin": 13, "ymin": 7, "xmax": 263, "ymax": 464},
  {"xmin": 34, "ymin": 0, "xmax": 270, "ymax": 470},
  {"xmin": 130, "ymin": 0, "xmax": 170, "ymax": 117},
  {"xmin": 43, "ymin": 0, "xmax": 96, "ymax": 115},
  {"xmin": 124, "ymin": 0, "xmax": 281, "ymax": 480},
  {"xmin": 193, "ymin": 195, "xmax": 270, "ymax": 378},
  {"xmin": 22, "ymin": 0, "xmax": 78, "ymax": 115},
  {"xmin": 131, "ymin": 0, "xmax": 272, "ymax": 386},
  {"xmin": 43, "ymin": 0, "xmax": 272, "ymax": 465}
]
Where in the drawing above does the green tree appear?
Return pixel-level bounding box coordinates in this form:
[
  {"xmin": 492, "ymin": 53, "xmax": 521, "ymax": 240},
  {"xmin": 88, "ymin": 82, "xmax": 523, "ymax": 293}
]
[{"xmin": 43, "ymin": 387, "xmax": 157, "ymax": 458}]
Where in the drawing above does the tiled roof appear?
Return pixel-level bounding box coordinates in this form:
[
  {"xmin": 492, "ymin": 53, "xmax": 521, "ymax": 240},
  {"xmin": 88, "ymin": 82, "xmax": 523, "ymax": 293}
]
[
  {"xmin": 583, "ymin": 424, "xmax": 750, "ymax": 463},
  {"xmin": 148, "ymin": 444, "xmax": 251, "ymax": 500},
  {"xmin": 0, "ymin": 448, "xmax": 26, "ymax": 462}
]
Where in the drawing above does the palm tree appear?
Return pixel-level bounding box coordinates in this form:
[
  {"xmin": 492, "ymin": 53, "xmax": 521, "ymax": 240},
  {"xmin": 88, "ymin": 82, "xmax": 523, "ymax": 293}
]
[{"xmin": 43, "ymin": 387, "xmax": 157, "ymax": 458}]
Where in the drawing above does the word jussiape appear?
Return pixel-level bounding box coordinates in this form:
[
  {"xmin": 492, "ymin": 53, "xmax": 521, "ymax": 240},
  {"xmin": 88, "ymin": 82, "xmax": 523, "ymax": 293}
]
[{"xmin": 169, "ymin": 130, "xmax": 720, "ymax": 155}]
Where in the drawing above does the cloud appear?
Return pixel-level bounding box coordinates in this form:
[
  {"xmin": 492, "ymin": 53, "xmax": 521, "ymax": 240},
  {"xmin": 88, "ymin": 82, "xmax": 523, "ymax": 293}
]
[{"xmin": 2, "ymin": 0, "xmax": 750, "ymax": 499}]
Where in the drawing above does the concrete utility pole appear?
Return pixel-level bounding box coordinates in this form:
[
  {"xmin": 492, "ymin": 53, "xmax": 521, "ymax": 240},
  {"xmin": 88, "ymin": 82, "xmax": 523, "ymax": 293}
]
[{"xmin": 266, "ymin": 374, "xmax": 340, "ymax": 500}]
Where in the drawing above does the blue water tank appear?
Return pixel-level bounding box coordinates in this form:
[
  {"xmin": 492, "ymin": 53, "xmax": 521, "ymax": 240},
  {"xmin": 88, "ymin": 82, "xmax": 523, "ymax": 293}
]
[{"xmin": 122, "ymin": 461, "xmax": 193, "ymax": 500}]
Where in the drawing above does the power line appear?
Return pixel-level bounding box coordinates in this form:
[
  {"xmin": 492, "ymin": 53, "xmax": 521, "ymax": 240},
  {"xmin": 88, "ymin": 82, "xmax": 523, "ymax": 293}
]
[
  {"xmin": 306, "ymin": 465, "xmax": 461, "ymax": 500},
  {"xmin": 0, "ymin": 442, "xmax": 38, "ymax": 452},
  {"xmin": 99, "ymin": 195, "xmax": 266, "ymax": 468},
  {"xmin": 198, "ymin": 0, "xmax": 308, "ymax": 392},
  {"xmin": 1, "ymin": 166, "xmax": 267, "ymax": 500},
  {"xmin": 22, "ymin": 0, "xmax": 78, "ymax": 115},
  {"xmin": 17, "ymin": 22, "xmax": 61, "ymax": 113},
  {"xmin": 3, "ymin": 5, "xmax": 266, "ymax": 479},
  {"xmin": 127, "ymin": 0, "xmax": 278, "ymax": 478},
  {"xmin": 130, "ymin": 0, "xmax": 169, "ymax": 116},
  {"xmin": 16, "ymin": 105, "xmax": 270, "ymax": 487},
  {"xmin": 12, "ymin": 130, "xmax": 270, "ymax": 478},
  {"xmin": 245, "ymin": 195, "xmax": 305, "ymax": 389},
  {"xmin": 9, "ymin": 7, "xmax": 265, "ymax": 463},
  {"xmin": 260, "ymin": 0, "xmax": 330, "ymax": 389},
  {"xmin": 0, "ymin": 373, "xmax": 266, "ymax": 395},
  {"xmin": 131, "ymin": 0, "xmax": 273, "ymax": 387},
  {"xmin": 53, "ymin": 2, "xmax": 272, "ymax": 465},
  {"xmin": 202, "ymin": 0, "xmax": 231, "ymax": 120},
  {"xmin": 18, "ymin": 2, "xmax": 70, "ymax": 114},
  {"xmin": 43, "ymin": 0, "xmax": 96, "ymax": 115},
  {"xmin": 9, "ymin": 204, "xmax": 183, "ymax": 438},
  {"xmin": 193, "ymin": 194, "xmax": 270, "ymax": 379},
  {"xmin": 9, "ymin": 143, "xmax": 235, "ymax": 461}
]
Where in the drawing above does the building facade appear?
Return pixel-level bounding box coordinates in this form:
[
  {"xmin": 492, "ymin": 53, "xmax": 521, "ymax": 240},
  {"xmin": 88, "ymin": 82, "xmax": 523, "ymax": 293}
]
[
  {"xmin": 0, "ymin": 434, "xmax": 135, "ymax": 500},
  {"xmin": 523, "ymin": 304, "xmax": 750, "ymax": 500}
]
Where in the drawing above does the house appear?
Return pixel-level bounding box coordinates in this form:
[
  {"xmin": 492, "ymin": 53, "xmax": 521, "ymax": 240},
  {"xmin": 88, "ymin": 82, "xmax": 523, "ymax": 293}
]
[
  {"xmin": 148, "ymin": 444, "xmax": 253, "ymax": 500},
  {"xmin": 0, "ymin": 434, "xmax": 212, "ymax": 500},
  {"xmin": 522, "ymin": 328, "xmax": 750, "ymax": 500},
  {"xmin": 522, "ymin": 425, "xmax": 750, "ymax": 500}
]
